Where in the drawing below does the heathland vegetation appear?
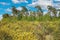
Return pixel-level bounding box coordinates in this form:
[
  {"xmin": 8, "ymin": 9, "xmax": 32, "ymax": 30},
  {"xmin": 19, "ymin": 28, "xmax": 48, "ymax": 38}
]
[{"xmin": 0, "ymin": 5, "xmax": 60, "ymax": 40}]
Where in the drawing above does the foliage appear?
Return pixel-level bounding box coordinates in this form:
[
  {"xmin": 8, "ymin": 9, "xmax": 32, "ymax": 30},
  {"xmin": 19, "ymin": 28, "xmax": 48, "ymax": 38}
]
[
  {"xmin": 3, "ymin": 14, "xmax": 10, "ymax": 18},
  {"xmin": 0, "ymin": 20, "xmax": 60, "ymax": 40},
  {"xmin": 1, "ymin": 5, "xmax": 60, "ymax": 40}
]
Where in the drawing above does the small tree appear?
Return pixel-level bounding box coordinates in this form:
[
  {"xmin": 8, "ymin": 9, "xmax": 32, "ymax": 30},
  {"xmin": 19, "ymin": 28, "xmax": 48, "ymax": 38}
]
[
  {"xmin": 17, "ymin": 11, "xmax": 23, "ymax": 20},
  {"xmin": 35, "ymin": 6, "xmax": 43, "ymax": 16},
  {"xmin": 3, "ymin": 14, "xmax": 9, "ymax": 18},
  {"xmin": 12, "ymin": 6, "xmax": 18, "ymax": 16},
  {"xmin": 59, "ymin": 12, "xmax": 60, "ymax": 17},
  {"xmin": 47, "ymin": 6, "xmax": 57, "ymax": 17},
  {"xmin": 35, "ymin": 6, "xmax": 43, "ymax": 21},
  {"xmin": 21, "ymin": 6, "xmax": 28, "ymax": 20}
]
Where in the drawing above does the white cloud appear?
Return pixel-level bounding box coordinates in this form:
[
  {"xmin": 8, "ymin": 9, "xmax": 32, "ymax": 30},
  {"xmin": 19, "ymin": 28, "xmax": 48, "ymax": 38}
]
[
  {"xmin": 28, "ymin": 0, "xmax": 60, "ymax": 10},
  {"xmin": 53, "ymin": 1, "xmax": 60, "ymax": 9},
  {"xmin": 12, "ymin": 0, "xmax": 19, "ymax": 3},
  {"xmin": 28, "ymin": 0, "xmax": 53, "ymax": 11},
  {"xmin": 12, "ymin": 0, "xmax": 28, "ymax": 3},
  {"xmin": 16, "ymin": 7, "xmax": 22, "ymax": 11},
  {"xmin": 0, "ymin": 2, "xmax": 10, "ymax": 5},
  {"xmin": 6, "ymin": 7, "xmax": 22, "ymax": 13},
  {"xmin": 6, "ymin": 8, "xmax": 12, "ymax": 12},
  {"xmin": 28, "ymin": 0, "xmax": 53, "ymax": 7},
  {"xmin": 0, "ymin": 15, "xmax": 3, "ymax": 21}
]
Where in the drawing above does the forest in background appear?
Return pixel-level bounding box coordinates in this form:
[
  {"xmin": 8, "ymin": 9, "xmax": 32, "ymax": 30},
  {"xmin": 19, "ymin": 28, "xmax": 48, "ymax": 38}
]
[{"xmin": 2, "ymin": 5, "xmax": 60, "ymax": 21}]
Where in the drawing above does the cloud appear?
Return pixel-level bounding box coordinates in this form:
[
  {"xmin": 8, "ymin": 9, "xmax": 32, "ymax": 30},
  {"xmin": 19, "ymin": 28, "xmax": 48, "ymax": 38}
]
[
  {"xmin": 28, "ymin": 0, "xmax": 54, "ymax": 11},
  {"xmin": 53, "ymin": 0, "xmax": 60, "ymax": 9},
  {"xmin": 0, "ymin": 2, "xmax": 10, "ymax": 5},
  {"xmin": 16, "ymin": 7, "xmax": 22, "ymax": 11},
  {"xmin": 28, "ymin": 0, "xmax": 53, "ymax": 7},
  {"xmin": 28, "ymin": 0, "xmax": 60, "ymax": 10},
  {"xmin": 6, "ymin": 7, "xmax": 22, "ymax": 13},
  {"xmin": 12, "ymin": 0, "xmax": 28, "ymax": 3},
  {"xmin": 6, "ymin": 8, "xmax": 12, "ymax": 12},
  {"xmin": 0, "ymin": 15, "xmax": 3, "ymax": 21},
  {"xmin": 12, "ymin": 0, "xmax": 19, "ymax": 3}
]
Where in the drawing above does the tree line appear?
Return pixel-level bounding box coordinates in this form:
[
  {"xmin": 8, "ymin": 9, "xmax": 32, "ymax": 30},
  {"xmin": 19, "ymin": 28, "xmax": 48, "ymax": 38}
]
[{"xmin": 3, "ymin": 5, "xmax": 60, "ymax": 21}]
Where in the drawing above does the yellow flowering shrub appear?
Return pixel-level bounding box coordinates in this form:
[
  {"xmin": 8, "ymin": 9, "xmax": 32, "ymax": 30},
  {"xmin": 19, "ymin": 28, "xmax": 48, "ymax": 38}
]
[{"xmin": 0, "ymin": 20, "xmax": 60, "ymax": 40}]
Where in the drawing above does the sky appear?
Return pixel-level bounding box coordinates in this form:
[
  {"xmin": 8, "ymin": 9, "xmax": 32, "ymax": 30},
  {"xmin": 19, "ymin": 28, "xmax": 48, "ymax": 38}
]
[{"xmin": 0, "ymin": 0, "xmax": 60, "ymax": 20}]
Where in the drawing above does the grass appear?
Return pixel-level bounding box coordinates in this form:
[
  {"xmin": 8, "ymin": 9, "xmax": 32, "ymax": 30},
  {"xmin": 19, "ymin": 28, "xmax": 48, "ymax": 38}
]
[{"xmin": 0, "ymin": 19, "xmax": 60, "ymax": 40}]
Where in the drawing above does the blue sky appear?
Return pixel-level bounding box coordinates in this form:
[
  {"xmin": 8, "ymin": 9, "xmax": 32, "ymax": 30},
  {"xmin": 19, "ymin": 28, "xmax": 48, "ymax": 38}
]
[{"xmin": 0, "ymin": 0, "xmax": 60, "ymax": 15}]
